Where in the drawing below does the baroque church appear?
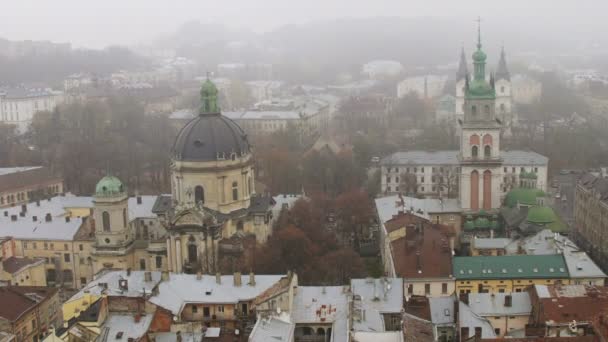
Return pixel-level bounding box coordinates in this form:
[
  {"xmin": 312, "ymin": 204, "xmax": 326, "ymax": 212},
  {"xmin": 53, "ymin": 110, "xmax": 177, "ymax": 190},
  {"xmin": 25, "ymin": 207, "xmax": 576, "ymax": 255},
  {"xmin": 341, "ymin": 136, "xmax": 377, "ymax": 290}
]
[{"xmin": 90, "ymin": 78, "xmax": 276, "ymax": 275}]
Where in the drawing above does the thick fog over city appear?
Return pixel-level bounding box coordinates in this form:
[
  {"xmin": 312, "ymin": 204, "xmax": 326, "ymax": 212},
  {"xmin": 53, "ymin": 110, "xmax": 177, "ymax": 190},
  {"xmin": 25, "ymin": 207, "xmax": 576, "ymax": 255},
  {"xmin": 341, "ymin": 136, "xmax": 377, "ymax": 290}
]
[{"xmin": 1, "ymin": 2, "xmax": 608, "ymax": 342}]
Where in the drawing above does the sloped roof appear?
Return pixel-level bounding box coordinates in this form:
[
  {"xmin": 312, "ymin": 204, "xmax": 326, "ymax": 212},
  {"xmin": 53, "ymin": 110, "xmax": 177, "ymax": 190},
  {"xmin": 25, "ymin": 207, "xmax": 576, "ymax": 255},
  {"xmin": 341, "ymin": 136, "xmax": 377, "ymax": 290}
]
[
  {"xmin": 468, "ymin": 292, "xmax": 531, "ymax": 317},
  {"xmin": 453, "ymin": 255, "xmax": 569, "ymax": 280}
]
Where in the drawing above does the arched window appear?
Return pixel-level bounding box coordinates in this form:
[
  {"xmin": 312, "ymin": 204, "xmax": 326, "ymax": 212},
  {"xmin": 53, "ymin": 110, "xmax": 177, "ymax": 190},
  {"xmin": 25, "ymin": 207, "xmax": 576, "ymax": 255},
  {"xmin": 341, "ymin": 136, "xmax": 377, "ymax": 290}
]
[
  {"xmin": 469, "ymin": 134, "xmax": 480, "ymax": 146},
  {"xmin": 195, "ymin": 186, "xmax": 205, "ymax": 205},
  {"xmin": 232, "ymin": 182, "xmax": 238, "ymax": 201},
  {"xmin": 122, "ymin": 208, "xmax": 127, "ymax": 228},
  {"xmin": 484, "ymin": 145, "xmax": 491, "ymax": 158},
  {"xmin": 472, "ymin": 146, "xmax": 479, "ymax": 158},
  {"xmin": 317, "ymin": 328, "xmax": 326, "ymax": 336},
  {"xmin": 471, "ymin": 105, "xmax": 477, "ymax": 116},
  {"xmin": 482, "ymin": 134, "xmax": 493, "ymax": 146},
  {"xmin": 102, "ymin": 211, "xmax": 110, "ymax": 232},
  {"xmin": 484, "ymin": 105, "xmax": 490, "ymax": 115}
]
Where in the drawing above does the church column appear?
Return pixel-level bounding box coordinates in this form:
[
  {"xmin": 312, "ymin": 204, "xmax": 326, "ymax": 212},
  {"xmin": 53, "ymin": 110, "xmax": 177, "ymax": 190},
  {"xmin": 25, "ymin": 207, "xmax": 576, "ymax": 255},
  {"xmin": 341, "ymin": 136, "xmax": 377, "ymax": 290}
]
[
  {"xmin": 166, "ymin": 238, "xmax": 173, "ymax": 272},
  {"xmin": 175, "ymin": 238, "xmax": 182, "ymax": 273}
]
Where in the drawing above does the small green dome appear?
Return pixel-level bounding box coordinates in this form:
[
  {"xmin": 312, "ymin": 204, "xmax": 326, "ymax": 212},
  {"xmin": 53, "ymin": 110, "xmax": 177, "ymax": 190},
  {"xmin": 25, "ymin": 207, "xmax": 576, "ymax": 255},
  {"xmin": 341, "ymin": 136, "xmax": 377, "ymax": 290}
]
[
  {"xmin": 472, "ymin": 48, "xmax": 487, "ymax": 62},
  {"xmin": 467, "ymin": 79, "xmax": 495, "ymax": 99},
  {"xmin": 95, "ymin": 175, "xmax": 125, "ymax": 196},
  {"xmin": 527, "ymin": 206, "xmax": 557, "ymax": 225},
  {"xmin": 504, "ymin": 188, "xmax": 545, "ymax": 208},
  {"xmin": 489, "ymin": 219, "xmax": 500, "ymax": 229},
  {"xmin": 474, "ymin": 217, "xmax": 491, "ymax": 229},
  {"xmin": 478, "ymin": 209, "xmax": 488, "ymax": 217}
]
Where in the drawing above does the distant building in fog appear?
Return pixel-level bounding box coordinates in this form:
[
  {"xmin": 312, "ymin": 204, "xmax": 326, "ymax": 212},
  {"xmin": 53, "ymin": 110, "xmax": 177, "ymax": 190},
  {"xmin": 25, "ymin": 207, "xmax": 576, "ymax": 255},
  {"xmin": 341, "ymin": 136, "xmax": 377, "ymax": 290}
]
[
  {"xmin": 363, "ymin": 60, "xmax": 404, "ymax": 79},
  {"xmin": 0, "ymin": 87, "xmax": 63, "ymax": 133},
  {"xmin": 397, "ymin": 75, "xmax": 447, "ymax": 99},
  {"xmin": 511, "ymin": 74, "xmax": 542, "ymax": 104}
]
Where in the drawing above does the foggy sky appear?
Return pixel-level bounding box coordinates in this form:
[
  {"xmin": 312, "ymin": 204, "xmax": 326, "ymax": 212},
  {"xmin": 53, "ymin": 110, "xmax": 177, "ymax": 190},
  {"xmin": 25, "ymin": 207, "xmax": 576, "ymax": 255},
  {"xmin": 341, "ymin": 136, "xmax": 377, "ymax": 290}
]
[{"xmin": 0, "ymin": 0, "xmax": 605, "ymax": 48}]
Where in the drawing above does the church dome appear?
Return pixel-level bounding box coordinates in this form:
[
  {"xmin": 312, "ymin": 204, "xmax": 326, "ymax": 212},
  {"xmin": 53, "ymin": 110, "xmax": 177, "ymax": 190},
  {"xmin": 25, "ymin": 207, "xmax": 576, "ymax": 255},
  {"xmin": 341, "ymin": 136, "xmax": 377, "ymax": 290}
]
[
  {"xmin": 95, "ymin": 175, "xmax": 125, "ymax": 196},
  {"xmin": 172, "ymin": 78, "xmax": 251, "ymax": 162},
  {"xmin": 472, "ymin": 48, "xmax": 487, "ymax": 63},
  {"xmin": 172, "ymin": 113, "xmax": 250, "ymax": 162},
  {"xmin": 526, "ymin": 206, "xmax": 557, "ymax": 225},
  {"xmin": 504, "ymin": 188, "xmax": 545, "ymax": 208}
]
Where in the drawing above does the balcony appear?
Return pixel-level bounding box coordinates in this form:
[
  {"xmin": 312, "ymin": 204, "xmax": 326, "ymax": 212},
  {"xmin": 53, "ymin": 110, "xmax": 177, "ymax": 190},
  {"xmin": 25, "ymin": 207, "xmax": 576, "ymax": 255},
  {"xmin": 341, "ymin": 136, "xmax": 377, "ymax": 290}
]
[{"xmin": 458, "ymin": 154, "xmax": 503, "ymax": 165}]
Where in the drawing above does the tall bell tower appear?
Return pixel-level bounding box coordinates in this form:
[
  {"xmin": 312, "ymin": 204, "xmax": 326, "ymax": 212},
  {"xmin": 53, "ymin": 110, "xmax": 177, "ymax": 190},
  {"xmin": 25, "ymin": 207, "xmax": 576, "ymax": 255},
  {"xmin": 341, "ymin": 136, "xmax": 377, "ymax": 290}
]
[{"xmin": 459, "ymin": 19, "xmax": 503, "ymax": 212}]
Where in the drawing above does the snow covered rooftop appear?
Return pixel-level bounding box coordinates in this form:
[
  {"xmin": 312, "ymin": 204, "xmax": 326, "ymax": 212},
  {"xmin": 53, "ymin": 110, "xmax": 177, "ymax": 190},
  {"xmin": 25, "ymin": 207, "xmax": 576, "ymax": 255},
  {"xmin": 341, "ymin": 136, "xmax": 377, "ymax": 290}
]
[
  {"xmin": 149, "ymin": 273, "xmax": 284, "ymax": 315},
  {"xmin": 69, "ymin": 270, "xmax": 162, "ymax": 302}
]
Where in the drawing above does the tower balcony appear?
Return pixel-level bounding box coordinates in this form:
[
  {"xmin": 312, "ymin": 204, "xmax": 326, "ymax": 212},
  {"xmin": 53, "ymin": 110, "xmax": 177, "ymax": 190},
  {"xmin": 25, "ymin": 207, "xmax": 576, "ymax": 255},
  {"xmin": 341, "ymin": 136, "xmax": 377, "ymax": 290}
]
[{"xmin": 458, "ymin": 155, "xmax": 503, "ymax": 165}]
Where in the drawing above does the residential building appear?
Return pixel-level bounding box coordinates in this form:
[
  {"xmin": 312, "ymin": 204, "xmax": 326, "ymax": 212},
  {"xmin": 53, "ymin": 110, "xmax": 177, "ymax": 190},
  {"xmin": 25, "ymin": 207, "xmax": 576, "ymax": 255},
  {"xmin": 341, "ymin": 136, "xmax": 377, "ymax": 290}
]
[
  {"xmin": 381, "ymin": 212, "xmax": 455, "ymax": 298},
  {"xmin": 351, "ymin": 278, "xmax": 404, "ymax": 333},
  {"xmin": 525, "ymin": 284, "xmax": 608, "ymax": 341},
  {"xmin": 397, "ymin": 75, "xmax": 447, "ymax": 99},
  {"xmin": 246, "ymin": 80, "xmax": 284, "ymax": 103},
  {"xmin": 0, "ymin": 286, "xmax": 61, "ymax": 342},
  {"xmin": 0, "ymin": 167, "xmax": 63, "ymax": 208},
  {"xmin": 381, "ymin": 151, "xmax": 548, "ymax": 208},
  {"xmin": 0, "ymin": 88, "xmax": 63, "ymax": 133},
  {"xmin": 573, "ymin": 173, "xmax": 608, "ymax": 272},
  {"xmin": 453, "ymin": 255, "xmax": 570, "ymax": 294},
  {"xmin": 0, "ymin": 256, "xmax": 46, "ymax": 286},
  {"xmin": 464, "ymin": 292, "xmax": 531, "ymax": 338},
  {"xmin": 149, "ymin": 273, "xmax": 285, "ymax": 335},
  {"xmin": 362, "ymin": 60, "xmax": 404, "ymax": 79}
]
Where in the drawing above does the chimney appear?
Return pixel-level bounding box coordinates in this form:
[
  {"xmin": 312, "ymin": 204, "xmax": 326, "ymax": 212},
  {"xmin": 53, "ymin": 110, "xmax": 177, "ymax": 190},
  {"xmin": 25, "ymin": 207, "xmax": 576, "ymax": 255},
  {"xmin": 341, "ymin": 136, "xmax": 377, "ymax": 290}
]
[
  {"xmin": 3, "ymin": 211, "xmax": 7, "ymax": 217},
  {"xmin": 137, "ymin": 196, "xmax": 142, "ymax": 205},
  {"xmin": 21, "ymin": 204, "xmax": 27, "ymax": 213},
  {"xmin": 504, "ymin": 294, "xmax": 512, "ymax": 307},
  {"xmin": 10, "ymin": 215, "xmax": 17, "ymax": 222},
  {"xmin": 45, "ymin": 213, "xmax": 52, "ymax": 222},
  {"xmin": 65, "ymin": 216, "xmax": 70, "ymax": 223},
  {"xmin": 127, "ymin": 268, "xmax": 132, "ymax": 276},
  {"xmin": 161, "ymin": 270, "xmax": 169, "ymax": 281},
  {"xmin": 119, "ymin": 279, "xmax": 128, "ymax": 291},
  {"xmin": 216, "ymin": 272, "xmax": 221, "ymax": 284},
  {"xmin": 234, "ymin": 272, "xmax": 242, "ymax": 287},
  {"xmin": 249, "ymin": 272, "xmax": 255, "ymax": 286},
  {"xmin": 196, "ymin": 271, "xmax": 202, "ymax": 280},
  {"xmin": 36, "ymin": 200, "xmax": 40, "ymax": 207},
  {"xmin": 32, "ymin": 216, "xmax": 37, "ymax": 222},
  {"xmin": 144, "ymin": 271, "xmax": 152, "ymax": 282},
  {"xmin": 176, "ymin": 331, "xmax": 182, "ymax": 342}
]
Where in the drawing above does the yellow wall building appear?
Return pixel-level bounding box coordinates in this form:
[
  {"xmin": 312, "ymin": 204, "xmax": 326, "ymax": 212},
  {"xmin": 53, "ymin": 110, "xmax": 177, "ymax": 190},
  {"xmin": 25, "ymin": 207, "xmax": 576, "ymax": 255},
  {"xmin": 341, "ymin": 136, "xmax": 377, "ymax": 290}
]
[{"xmin": 454, "ymin": 255, "xmax": 570, "ymax": 294}]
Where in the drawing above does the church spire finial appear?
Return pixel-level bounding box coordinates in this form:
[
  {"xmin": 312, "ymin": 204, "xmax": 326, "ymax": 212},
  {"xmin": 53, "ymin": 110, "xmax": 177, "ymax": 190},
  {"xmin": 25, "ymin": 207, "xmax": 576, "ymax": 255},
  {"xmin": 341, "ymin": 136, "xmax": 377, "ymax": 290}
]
[{"xmin": 476, "ymin": 16, "xmax": 482, "ymax": 49}]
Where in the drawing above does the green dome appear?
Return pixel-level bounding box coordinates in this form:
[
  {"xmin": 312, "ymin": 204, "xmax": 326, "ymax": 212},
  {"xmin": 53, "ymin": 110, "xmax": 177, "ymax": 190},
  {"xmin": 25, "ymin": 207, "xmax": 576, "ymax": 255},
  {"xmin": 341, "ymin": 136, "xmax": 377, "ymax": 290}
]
[
  {"xmin": 472, "ymin": 48, "xmax": 487, "ymax": 62},
  {"xmin": 504, "ymin": 188, "xmax": 545, "ymax": 208},
  {"xmin": 478, "ymin": 209, "xmax": 488, "ymax": 217},
  {"xmin": 463, "ymin": 220, "xmax": 476, "ymax": 230},
  {"xmin": 489, "ymin": 219, "xmax": 500, "ymax": 229},
  {"xmin": 95, "ymin": 176, "xmax": 125, "ymax": 196},
  {"xmin": 474, "ymin": 217, "xmax": 491, "ymax": 229},
  {"xmin": 527, "ymin": 206, "xmax": 557, "ymax": 225},
  {"xmin": 467, "ymin": 79, "xmax": 495, "ymax": 99}
]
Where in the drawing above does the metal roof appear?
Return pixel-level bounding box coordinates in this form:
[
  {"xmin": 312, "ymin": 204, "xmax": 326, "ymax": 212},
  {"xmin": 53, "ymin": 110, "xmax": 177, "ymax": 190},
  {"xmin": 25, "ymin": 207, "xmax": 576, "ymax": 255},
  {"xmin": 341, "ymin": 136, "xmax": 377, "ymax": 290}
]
[
  {"xmin": 468, "ymin": 292, "xmax": 532, "ymax": 317},
  {"xmin": 453, "ymin": 255, "xmax": 569, "ymax": 280},
  {"xmin": 351, "ymin": 278, "xmax": 403, "ymax": 332},
  {"xmin": 429, "ymin": 296, "xmax": 456, "ymax": 326}
]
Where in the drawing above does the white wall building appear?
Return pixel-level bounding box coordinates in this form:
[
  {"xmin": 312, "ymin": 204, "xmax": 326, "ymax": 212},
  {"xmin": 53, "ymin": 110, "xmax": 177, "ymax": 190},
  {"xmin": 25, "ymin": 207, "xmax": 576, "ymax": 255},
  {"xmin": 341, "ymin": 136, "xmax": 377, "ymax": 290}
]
[
  {"xmin": 0, "ymin": 88, "xmax": 63, "ymax": 133},
  {"xmin": 397, "ymin": 75, "xmax": 447, "ymax": 99}
]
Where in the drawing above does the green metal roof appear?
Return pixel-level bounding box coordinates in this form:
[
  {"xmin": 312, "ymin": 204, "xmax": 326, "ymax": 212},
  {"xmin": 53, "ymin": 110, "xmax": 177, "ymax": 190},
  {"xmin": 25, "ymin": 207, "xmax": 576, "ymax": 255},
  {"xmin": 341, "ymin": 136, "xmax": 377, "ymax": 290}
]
[
  {"xmin": 95, "ymin": 175, "xmax": 125, "ymax": 197},
  {"xmin": 504, "ymin": 188, "xmax": 545, "ymax": 208},
  {"xmin": 527, "ymin": 206, "xmax": 558, "ymax": 224},
  {"xmin": 453, "ymin": 255, "xmax": 569, "ymax": 280},
  {"xmin": 474, "ymin": 217, "xmax": 491, "ymax": 229},
  {"xmin": 464, "ymin": 220, "xmax": 476, "ymax": 230}
]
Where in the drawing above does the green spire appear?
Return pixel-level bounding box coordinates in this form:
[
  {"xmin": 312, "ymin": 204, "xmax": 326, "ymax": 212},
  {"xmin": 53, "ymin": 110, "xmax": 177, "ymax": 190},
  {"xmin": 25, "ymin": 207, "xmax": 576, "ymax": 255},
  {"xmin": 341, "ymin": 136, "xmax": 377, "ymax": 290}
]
[
  {"xmin": 199, "ymin": 73, "xmax": 220, "ymax": 115},
  {"xmin": 466, "ymin": 17, "xmax": 495, "ymax": 100}
]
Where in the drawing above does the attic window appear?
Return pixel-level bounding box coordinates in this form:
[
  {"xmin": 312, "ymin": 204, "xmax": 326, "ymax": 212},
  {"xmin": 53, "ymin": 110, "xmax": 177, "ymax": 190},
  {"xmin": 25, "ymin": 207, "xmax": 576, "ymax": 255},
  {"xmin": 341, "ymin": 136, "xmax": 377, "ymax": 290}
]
[
  {"xmin": 502, "ymin": 269, "xmax": 507, "ymax": 273},
  {"xmin": 193, "ymin": 140, "xmax": 203, "ymax": 147},
  {"xmin": 533, "ymin": 268, "xmax": 538, "ymax": 273},
  {"xmin": 487, "ymin": 269, "xmax": 492, "ymax": 273},
  {"xmin": 468, "ymin": 270, "xmax": 472, "ymax": 274},
  {"xmin": 116, "ymin": 332, "xmax": 124, "ymax": 339},
  {"xmin": 205, "ymin": 290, "xmax": 212, "ymax": 295},
  {"xmin": 444, "ymin": 309, "xmax": 450, "ymax": 316},
  {"xmin": 549, "ymin": 268, "xmax": 554, "ymax": 272},
  {"xmin": 518, "ymin": 268, "xmax": 523, "ymax": 273},
  {"xmin": 560, "ymin": 268, "xmax": 565, "ymax": 272}
]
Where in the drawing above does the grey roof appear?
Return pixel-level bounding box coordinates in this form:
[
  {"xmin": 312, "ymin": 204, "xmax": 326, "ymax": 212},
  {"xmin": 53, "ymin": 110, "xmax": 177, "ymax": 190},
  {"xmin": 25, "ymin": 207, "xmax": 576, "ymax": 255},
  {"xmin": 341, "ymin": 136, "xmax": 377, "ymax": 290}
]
[
  {"xmin": 154, "ymin": 330, "xmax": 220, "ymax": 342},
  {"xmin": 168, "ymin": 108, "xmax": 195, "ymax": 120},
  {"xmin": 0, "ymin": 87, "xmax": 58, "ymax": 99},
  {"xmin": 103, "ymin": 314, "xmax": 153, "ymax": 342},
  {"xmin": 249, "ymin": 315, "xmax": 295, "ymax": 342},
  {"xmin": 579, "ymin": 173, "xmax": 608, "ymax": 203},
  {"xmin": 472, "ymin": 238, "xmax": 513, "ymax": 250},
  {"xmin": 519, "ymin": 229, "xmax": 606, "ymax": 279},
  {"xmin": 381, "ymin": 150, "xmax": 548, "ymax": 166},
  {"xmin": 375, "ymin": 195, "xmax": 461, "ymax": 225},
  {"xmin": 351, "ymin": 278, "xmax": 403, "ymax": 332},
  {"xmin": 0, "ymin": 166, "xmax": 42, "ymax": 176},
  {"xmin": 223, "ymin": 111, "xmax": 301, "ymax": 120},
  {"xmin": 292, "ymin": 286, "xmax": 349, "ymax": 342},
  {"xmin": 458, "ymin": 301, "xmax": 496, "ymax": 339},
  {"xmin": 429, "ymin": 296, "xmax": 456, "ymax": 325},
  {"xmin": 468, "ymin": 292, "xmax": 532, "ymax": 317},
  {"xmin": 171, "ymin": 113, "xmax": 251, "ymax": 162},
  {"xmin": 351, "ymin": 332, "xmax": 404, "ymax": 342},
  {"xmin": 69, "ymin": 270, "xmax": 162, "ymax": 301},
  {"xmin": 149, "ymin": 273, "xmax": 284, "ymax": 315}
]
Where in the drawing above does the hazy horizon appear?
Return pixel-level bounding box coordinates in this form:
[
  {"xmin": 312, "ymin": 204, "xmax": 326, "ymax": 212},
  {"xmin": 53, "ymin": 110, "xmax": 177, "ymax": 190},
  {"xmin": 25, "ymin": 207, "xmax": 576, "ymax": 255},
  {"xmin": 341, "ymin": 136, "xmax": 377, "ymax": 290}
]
[{"xmin": 0, "ymin": 0, "xmax": 606, "ymax": 48}]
